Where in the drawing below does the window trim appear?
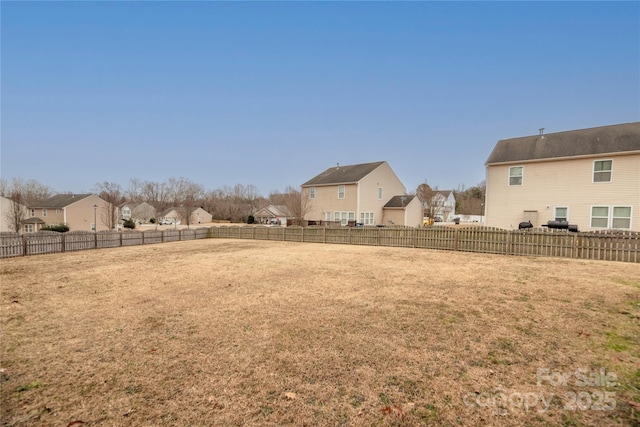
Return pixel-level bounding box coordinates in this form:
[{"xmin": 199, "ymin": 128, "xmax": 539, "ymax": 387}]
[
  {"xmin": 508, "ymin": 166, "xmax": 523, "ymax": 186},
  {"xmin": 554, "ymin": 206, "xmax": 569, "ymax": 222},
  {"xmin": 378, "ymin": 187, "xmax": 383, "ymax": 200},
  {"xmin": 612, "ymin": 206, "xmax": 632, "ymax": 229},
  {"xmin": 360, "ymin": 211, "xmax": 374, "ymax": 225},
  {"xmin": 338, "ymin": 185, "xmax": 345, "ymax": 199},
  {"xmin": 42, "ymin": 208, "xmax": 47, "ymax": 217},
  {"xmin": 309, "ymin": 187, "xmax": 316, "ymax": 200},
  {"xmin": 593, "ymin": 159, "xmax": 612, "ymax": 183},
  {"xmin": 590, "ymin": 205, "xmax": 632, "ymax": 229}
]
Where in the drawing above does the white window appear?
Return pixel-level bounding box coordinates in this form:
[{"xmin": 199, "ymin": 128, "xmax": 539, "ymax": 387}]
[
  {"xmin": 56, "ymin": 209, "xmax": 61, "ymax": 214},
  {"xmin": 590, "ymin": 206, "xmax": 632, "ymax": 229},
  {"xmin": 590, "ymin": 206, "xmax": 609, "ymax": 228},
  {"xmin": 42, "ymin": 208, "xmax": 47, "ymax": 217},
  {"xmin": 325, "ymin": 212, "xmax": 331, "ymax": 222},
  {"xmin": 91, "ymin": 223, "xmax": 96, "ymax": 231},
  {"xmin": 509, "ymin": 166, "xmax": 523, "ymax": 186},
  {"xmin": 122, "ymin": 208, "xmax": 131, "ymax": 217},
  {"xmin": 309, "ymin": 187, "xmax": 316, "ymax": 199},
  {"xmin": 612, "ymin": 207, "xmax": 631, "ymax": 229},
  {"xmin": 554, "ymin": 207, "xmax": 568, "ymax": 222},
  {"xmin": 360, "ymin": 212, "xmax": 374, "ymax": 225},
  {"xmin": 378, "ymin": 187, "xmax": 383, "ymax": 200},
  {"xmin": 30, "ymin": 209, "xmax": 35, "ymax": 217},
  {"xmin": 334, "ymin": 211, "xmax": 355, "ymax": 225},
  {"xmin": 24, "ymin": 224, "xmax": 34, "ymax": 233},
  {"xmin": 593, "ymin": 160, "xmax": 612, "ymax": 182},
  {"xmin": 338, "ymin": 185, "xmax": 345, "ymax": 199}
]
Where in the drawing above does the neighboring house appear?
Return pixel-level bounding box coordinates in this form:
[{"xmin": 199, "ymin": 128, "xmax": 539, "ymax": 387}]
[
  {"xmin": 254, "ymin": 205, "xmax": 294, "ymax": 225},
  {"xmin": 28, "ymin": 194, "xmax": 112, "ymax": 232},
  {"xmin": 118, "ymin": 202, "xmax": 157, "ymax": 224},
  {"xmin": 424, "ymin": 190, "xmax": 457, "ymax": 221},
  {"xmin": 301, "ymin": 161, "xmax": 423, "ymax": 227},
  {"xmin": 485, "ymin": 122, "xmax": 640, "ymax": 231},
  {"xmin": 159, "ymin": 207, "xmax": 212, "ymax": 225},
  {"xmin": 0, "ymin": 196, "xmax": 35, "ymax": 232}
]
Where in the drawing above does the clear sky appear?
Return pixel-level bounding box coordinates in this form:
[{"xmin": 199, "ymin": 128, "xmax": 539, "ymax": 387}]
[{"xmin": 2, "ymin": 1, "xmax": 638, "ymax": 196}]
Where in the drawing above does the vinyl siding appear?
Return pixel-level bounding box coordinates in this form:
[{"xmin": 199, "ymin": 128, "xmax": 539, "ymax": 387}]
[{"xmin": 485, "ymin": 152, "xmax": 640, "ymax": 231}]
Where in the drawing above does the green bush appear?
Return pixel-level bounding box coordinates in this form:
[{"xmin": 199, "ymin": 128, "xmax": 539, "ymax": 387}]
[
  {"xmin": 41, "ymin": 223, "xmax": 70, "ymax": 233},
  {"xmin": 247, "ymin": 215, "xmax": 255, "ymax": 224},
  {"xmin": 123, "ymin": 219, "xmax": 136, "ymax": 229}
]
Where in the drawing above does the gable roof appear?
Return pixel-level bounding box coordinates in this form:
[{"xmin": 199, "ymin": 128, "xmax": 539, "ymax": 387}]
[
  {"xmin": 486, "ymin": 122, "xmax": 640, "ymax": 165},
  {"xmin": 255, "ymin": 205, "xmax": 293, "ymax": 218},
  {"xmin": 384, "ymin": 195, "xmax": 416, "ymax": 209},
  {"xmin": 31, "ymin": 194, "xmax": 92, "ymax": 208},
  {"xmin": 302, "ymin": 161, "xmax": 386, "ymax": 186}
]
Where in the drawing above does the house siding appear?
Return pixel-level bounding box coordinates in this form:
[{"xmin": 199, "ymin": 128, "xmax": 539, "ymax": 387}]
[
  {"xmin": 64, "ymin": 195, "xmax": 112, "ymax": 231},
  {"xmin": 486, "ymin": 152, "xmax": 640, "ymax": 231}
]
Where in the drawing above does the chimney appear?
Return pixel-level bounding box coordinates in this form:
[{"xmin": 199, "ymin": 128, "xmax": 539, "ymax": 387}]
[
  {"xmin": 336, "ymin": 162, "xmax": 340, "ymax": 169},
  {"xmin": 539, "ymin": 128, "xmax": 545, "ymax": 136}
]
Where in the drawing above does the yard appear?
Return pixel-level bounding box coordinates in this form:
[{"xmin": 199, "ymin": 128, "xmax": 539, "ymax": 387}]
[{"xmin": 1, "ymin": 239, "xmax": 638, "ymax": 426}]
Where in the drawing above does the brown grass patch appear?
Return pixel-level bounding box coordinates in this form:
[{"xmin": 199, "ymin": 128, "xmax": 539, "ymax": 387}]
[{"xmin": 1, "ymin": 240, "xmax": 639, "ymax": 426}]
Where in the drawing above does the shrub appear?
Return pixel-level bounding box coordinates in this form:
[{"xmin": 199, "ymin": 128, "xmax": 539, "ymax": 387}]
[
  {"xmin": 149, "ymin": 218, "xmax": 156, "ymax": 224},
  {"xmin": 41, "ymin": 223, "xmax": 70, "ymax": 233},
  {"xmin": 247, "ymin": 215, "xmax": 255, "ymax": 224},
  {"xmin": 123, "ymin": 219, "xmax": 136, "ymax": 229}
]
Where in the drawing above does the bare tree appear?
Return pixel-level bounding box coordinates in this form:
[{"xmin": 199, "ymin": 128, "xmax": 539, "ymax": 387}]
[
  {"xmin": 269, "ymin": 186, "xmax": 313, "ymax": 225},
  {"xmin": 2, "ymin": 178, "xmax": 53, "ymax": 232},
  {"xmin": 93, "ymin": 181, "xmax": 123, "ymax": 229}
]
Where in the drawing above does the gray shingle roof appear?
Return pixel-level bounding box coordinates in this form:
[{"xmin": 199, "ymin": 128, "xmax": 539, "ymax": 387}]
[
  {"xmin": 486, "ymin": 122, "xmax": 640, "ymax": 165},
  {"xmin": 384, "ymin": 195, "xmax": 416, "ymax": 208},
  {"xmin": 302, "ymin": 161, "xmax": 386, "ymax": 186},
  {"xmin": 31, "ymin": 194, "xmax": 92, "ymax": 208}
]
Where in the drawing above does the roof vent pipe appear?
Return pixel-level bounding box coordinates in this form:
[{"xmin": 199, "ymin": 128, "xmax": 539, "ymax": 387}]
[{"xmin": 539, "ymin": 128, "xmax": 545, "ymax": 136}]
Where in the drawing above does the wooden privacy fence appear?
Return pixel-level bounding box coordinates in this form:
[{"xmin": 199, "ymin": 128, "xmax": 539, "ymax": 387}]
[
  {"xmin": 211, "ymin": 226, "xmax": 640, "ymax": 263},
  {"xmin": 1, "ymin": 226, "xmax": 638, "ymax": 263},
  {"xmin": 0, "ymin": 228, "xmax": 211, "ymax": 258}
]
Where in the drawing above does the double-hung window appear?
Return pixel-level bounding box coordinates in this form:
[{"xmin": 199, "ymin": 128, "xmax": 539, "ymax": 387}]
[
  {"xmin": 309, "ymin": 187, "xmax": 316, "ymax": 199},
  {"xmin": 554, "ymin": 207, "xmax": 568, "ymax": 222},
  {"xmin": 509, "ymin": 166, "xmax": 523, "ymax": 186},
  {"xmin": 360, "ymin": 212, "xmax": 374, "ymax": 225},
  {"xmin": 591, "ymin": 206, "xmax": 632, "ymax": 229},
  {"xmin": 338, "ymin": 185, "xmax": 345, "ymax": 199},
  {"xmin": 593, "ymin": 160, "xmax": 612, "ymax": 182}
]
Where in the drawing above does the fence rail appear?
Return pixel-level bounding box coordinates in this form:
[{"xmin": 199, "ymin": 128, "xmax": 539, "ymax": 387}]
[{"xmin": 1, "ymin": 226, "xmax": 638, "ymax": 263}]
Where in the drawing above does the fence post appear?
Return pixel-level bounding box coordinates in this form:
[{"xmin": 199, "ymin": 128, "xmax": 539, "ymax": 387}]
[
  {"xmin": 454, "ymin": 228, "xmax": 459, "ymax": 252},
  {"xmin": 22, "ymin": 234, "xmax": 27, "ymax": 256},
  {"xmin": 506, "ymin": 231, "xmax": 512, "ymax": 255},
  {"xmin": 61, "ymin": 233, "xmax": 66, "ymax": 253},
  {"xmin": 119, "ymin": 232, "xmax": 123, "ymax": 247},
  {"xmin": 94, "ymin": 232, "xmax": 98, "ymax": 250}
]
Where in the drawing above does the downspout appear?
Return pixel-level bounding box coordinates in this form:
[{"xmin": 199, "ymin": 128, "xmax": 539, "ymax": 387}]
[{"xmin": 356, "ymin": 182, "xmax": 360, "ymax": 223}]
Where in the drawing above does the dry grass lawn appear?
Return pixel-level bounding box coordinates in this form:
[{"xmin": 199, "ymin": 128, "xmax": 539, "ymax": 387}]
[{"xmin": 1, "ymin": 239, "xmax": 639, "ymax": 426}]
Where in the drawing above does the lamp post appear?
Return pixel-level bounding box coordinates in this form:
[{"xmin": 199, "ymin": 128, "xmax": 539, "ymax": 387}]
[
  {"xmin": 93, "ymin": 205, "xmax": 98, "ymax": 232},
  {"xmin": 480, "ymin": 203, "xmax": 484, "ymax": 224}
]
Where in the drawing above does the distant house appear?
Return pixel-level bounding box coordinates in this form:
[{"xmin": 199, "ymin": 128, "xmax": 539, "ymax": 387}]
[
  {"xmin": 254, "ymin": 205, "xmax": 294, "ymax": 225},
  {"xmin": 485, "ymin": 122, "xmax": 640, "ymax": 231},
  {"xmin": 424, "ymin": 190, "xmax": 456, "ymax": 222},
  {"xmin": 28, "ymin": 194, "xmax": 112, "ymax": 232},
  {"xmin": 301, "ymin": 161, "xmax": 423, "ymax": 227},
  {"xmin": 158, "ymin": 207, "xmax": 212, "ymax": 225},
  {"xmin": 118, "ymin": 202, "xmax": 157, "ymax": 224},
  {"xmin": 0, "ymin": 196, "xmax": 30, "ymax": 232}
]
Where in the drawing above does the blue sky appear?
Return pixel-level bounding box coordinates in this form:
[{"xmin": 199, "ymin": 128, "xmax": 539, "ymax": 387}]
[{"xmin": 2, "ymin": 1, "xmax": 638, "ymax": 196}]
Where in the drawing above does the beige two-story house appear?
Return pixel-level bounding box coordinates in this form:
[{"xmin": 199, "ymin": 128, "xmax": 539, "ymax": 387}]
[
  {"xmin": 28, "ymin": 194, "xmax": 112, "ymax": 232},
  {"xmin": 301, "ymin": 161, "xmax": 423, "ymax": 227},
  {"xmin": 485, "ymin": 122, "xmax": 640, "ymax": 231}
]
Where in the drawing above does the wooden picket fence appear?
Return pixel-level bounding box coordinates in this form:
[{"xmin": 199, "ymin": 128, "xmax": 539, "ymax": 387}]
[{"xmin": 1, "ymin": 226, "xmax": 638, "ymax": 263}]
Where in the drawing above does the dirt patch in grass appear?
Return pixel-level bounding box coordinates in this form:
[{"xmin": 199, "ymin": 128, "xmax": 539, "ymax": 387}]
[{"xmin": 1, "ymin": 240, "xmax": 639, "ymax": 426}]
